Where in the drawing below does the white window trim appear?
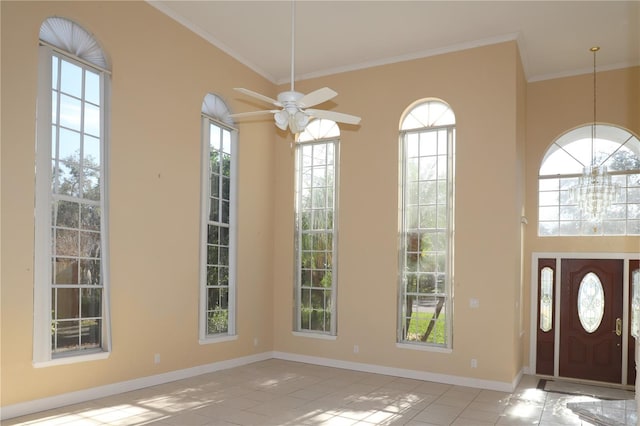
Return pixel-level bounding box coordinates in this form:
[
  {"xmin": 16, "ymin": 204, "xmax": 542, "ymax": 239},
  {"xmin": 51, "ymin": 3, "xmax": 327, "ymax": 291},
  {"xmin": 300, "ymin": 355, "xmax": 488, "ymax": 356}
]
[
  {"xmin": 198, "ymin": 115, "xmax": 238, "ymax": 342},
  {"xmin": 33, "ymin": 44, "xmax": 112, "ymax": 365},
  {"xmin": 292, "ymin": 331, "xmax": 337, "ymax": 341}
]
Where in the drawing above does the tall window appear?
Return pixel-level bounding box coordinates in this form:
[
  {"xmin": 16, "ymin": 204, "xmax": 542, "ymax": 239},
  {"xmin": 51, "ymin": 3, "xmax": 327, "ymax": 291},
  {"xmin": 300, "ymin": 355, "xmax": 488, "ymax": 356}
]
[
  {"xmin": 200, "ymin": 94, "xmax": 237, "ymax": 341},
  {"xmin": 539, "ymin": 124, "xmax": 640, "ymax": 236},
  {"xmin": 294, "ymin": 119, "xmax": 339, "ymax": 335},
  {"xmin": 399, "ymin": 100, "xmax": 455, "ymax": 348},
  {"xmin": 34, "ymin": 17, "xmax": 111, "ymax": 363}
]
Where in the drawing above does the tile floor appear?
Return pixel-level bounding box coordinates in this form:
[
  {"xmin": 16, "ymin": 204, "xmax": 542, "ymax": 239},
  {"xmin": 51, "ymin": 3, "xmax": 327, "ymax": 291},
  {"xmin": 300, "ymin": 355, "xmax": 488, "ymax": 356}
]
[{"xmin": 2, "ymin": 359, "xmax": 637, "ymax": 425}]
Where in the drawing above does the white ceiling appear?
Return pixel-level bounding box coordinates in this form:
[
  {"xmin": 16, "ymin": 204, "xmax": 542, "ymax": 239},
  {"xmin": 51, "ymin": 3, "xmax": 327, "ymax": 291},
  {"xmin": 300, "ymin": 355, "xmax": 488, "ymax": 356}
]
[{"xmin": 149, "ymin": 1, "xmax": 639, "ymax": 84}]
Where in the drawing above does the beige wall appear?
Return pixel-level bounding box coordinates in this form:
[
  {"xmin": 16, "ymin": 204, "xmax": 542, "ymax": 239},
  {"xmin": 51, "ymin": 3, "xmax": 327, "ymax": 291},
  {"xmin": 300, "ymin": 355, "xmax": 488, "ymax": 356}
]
[
  {"xmin": 272, "ymin": 42, "xmax": 524, "ymax": 384},
  {"xmin": 1, "ymin": 1, "xmax": 275, "ymax": 406},
  {"xmin": 2, "ymin": 0, "xmax": 638, "ymax": 412}
]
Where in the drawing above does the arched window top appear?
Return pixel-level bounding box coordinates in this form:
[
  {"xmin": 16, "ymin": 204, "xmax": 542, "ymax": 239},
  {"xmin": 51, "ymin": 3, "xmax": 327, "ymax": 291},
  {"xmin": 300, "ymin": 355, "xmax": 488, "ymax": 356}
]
[
  {"xmin": 540, "ymin": 124, "xmax": 640, "ymax": 176},
  {"xmin": 40, "ymin": 17, "xmax": 108, "ymax": 69},
  {"xmin": 297, "ymin": 118, "xmax": 340, "ymax": 142},
  {"xmin": 202, "ymin": 93, "xmax": 234, "ymax": 127},
  {"xmin": 538, "ymin": 123, "xmax": 640, "ymax": 236},
  {"xmin": 400, "ymin": 99, "xmax": 455, "ymax": 130}
]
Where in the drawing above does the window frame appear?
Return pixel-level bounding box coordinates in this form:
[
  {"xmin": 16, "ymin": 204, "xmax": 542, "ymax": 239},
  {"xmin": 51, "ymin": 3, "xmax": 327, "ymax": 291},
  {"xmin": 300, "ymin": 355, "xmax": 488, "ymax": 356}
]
[
  {"xmin": 397, "ymin": 99, "xmax": 455, "ymax": 351},
  {"xmin": 33, "ymin": 40, "xmax": 112, "ymax": 366},
  {"xmin": 293, "ymin": 120, "xmax": 340, "ymax": 337},
  {"xmin": 198, "ymin": 112, "xmax": 238, "ymax": 343}
]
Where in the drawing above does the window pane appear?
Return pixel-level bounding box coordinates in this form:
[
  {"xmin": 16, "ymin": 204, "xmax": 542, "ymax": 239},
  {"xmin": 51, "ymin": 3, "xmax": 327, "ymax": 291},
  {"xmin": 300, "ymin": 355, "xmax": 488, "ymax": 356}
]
[
  {"xmin": 54, "ymin": 320, "xmax": 80, "ymax": 352},
  {"xmin": 55, "ymin": 200, "xmax": 79, "ymax": 228},
  {"xmin": 56, "ymin": 288, "xmax": 80, "ymax": 319},
  {"xmin": 79, "ymin": 259, "xmax": 100, "ymax": 285},
  {"xmin": 54, "ymin": 258, "xmax": 79, "ymax": 284},
  {"xmin": 82, "ymin": 168, "xmax": 100, "ymax": 201},
  {"xmin": 81, "ymin": 319, "xmax": 101, "ymax": 349},
  {"xmin": 56, "ymin": 161, "xmax": 80, "ymax": 197},
  {"xmin": 80, "ymin": 231, "xmax": 100, "ymax": 257},
  {"xmin": 84, "ymin": 70, "xmax": 100, "ymax": 105},
  {"xmin": 58, "ymin": 128, "xmax": 81, "ymax": 162},
  {"xmin": 84, "ymin": 135, "xmax": 100, "ymax": 165},
  {"xmin": 52, "ymin": 56, "xmax": 59, "ymax": 89},
  {"xmin": 81, "ymin": 204, "xmax": 101, "ymax": 231},
  {"xmin": 60, "ymin": 59, "xmax": 82, "ymax": 98},
  {"xmin": 59, "ymin": 94, "xmax": 81, "ymax": 131},
  {"xmin": 84, "ymin": 103, "xmax": 100, "ymax": 137},
  {"xmin": 81, "ymin": 288, "xmax": 102, "ymax": 317},
  {"xmin": 56, "ymin": 228, "xmax": 79, "ymax": 256}
]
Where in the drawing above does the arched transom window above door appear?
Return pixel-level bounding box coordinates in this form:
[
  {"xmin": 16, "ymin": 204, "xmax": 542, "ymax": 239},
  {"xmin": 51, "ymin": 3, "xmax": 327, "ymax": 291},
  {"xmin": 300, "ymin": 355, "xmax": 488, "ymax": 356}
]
[{"xmin": 538, "ymin": 124, "xmax": 640, "ymax": 236}]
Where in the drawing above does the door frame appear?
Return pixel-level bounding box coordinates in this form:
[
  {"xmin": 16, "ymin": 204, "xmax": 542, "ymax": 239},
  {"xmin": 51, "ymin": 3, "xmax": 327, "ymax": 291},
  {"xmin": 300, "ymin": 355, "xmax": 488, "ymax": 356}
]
[{"xmin": 530, "ymin": 252, "xmax": 639, "ymax": 385}]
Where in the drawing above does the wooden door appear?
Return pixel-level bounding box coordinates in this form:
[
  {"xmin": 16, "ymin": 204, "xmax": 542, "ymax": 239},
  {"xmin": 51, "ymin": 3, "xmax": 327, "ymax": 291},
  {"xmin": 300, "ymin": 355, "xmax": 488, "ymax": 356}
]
[{"xmin": 559, "ymin": 259, "xmax": 624, "ymax": 383}]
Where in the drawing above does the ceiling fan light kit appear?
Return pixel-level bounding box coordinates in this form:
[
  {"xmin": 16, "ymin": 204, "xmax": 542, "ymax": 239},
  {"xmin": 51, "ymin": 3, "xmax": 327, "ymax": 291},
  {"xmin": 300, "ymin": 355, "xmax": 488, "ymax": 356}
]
[{"xmin": 231, "ymin": 1, "xmax": 361, "ymax": 135}]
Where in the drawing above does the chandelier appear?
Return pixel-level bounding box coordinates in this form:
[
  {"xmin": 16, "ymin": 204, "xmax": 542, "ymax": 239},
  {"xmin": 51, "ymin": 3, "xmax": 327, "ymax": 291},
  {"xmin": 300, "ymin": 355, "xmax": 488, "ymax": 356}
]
[{"xmin": 569, "ymin": 47, "xmax": 618, "ymax": 221}]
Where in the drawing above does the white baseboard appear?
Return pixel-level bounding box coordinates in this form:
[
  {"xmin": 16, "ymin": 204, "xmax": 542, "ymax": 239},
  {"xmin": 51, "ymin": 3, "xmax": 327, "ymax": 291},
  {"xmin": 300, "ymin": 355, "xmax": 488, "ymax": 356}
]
[
  {"xmin": 2, "ymin": 351, "xmax": 523, "ymax": 420},
  {"xmin": 272, "ymin": 351, "xmax": 518, "ymax": 393},
  {"xmin": 0, "ymin": 351, "xmax": 272, "ymax": 421}
]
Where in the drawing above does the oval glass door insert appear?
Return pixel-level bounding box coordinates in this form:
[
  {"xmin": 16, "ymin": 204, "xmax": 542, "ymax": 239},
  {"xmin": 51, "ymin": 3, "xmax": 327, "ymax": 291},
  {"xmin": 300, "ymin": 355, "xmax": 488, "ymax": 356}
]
[{"xmin": 577, "ymin": 272, "xmax": 605, "ymax": 333}]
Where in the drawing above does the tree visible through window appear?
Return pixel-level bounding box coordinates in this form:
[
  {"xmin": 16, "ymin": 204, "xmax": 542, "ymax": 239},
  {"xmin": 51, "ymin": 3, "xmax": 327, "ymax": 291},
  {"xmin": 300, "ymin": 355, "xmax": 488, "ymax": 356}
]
[
  {"xmin": 399, "ymin": 100, "xmax": 455, "ymax": 348},
  {"xmin": 295, "ymin": 119, "xmax": 339, "ymax": 335}
]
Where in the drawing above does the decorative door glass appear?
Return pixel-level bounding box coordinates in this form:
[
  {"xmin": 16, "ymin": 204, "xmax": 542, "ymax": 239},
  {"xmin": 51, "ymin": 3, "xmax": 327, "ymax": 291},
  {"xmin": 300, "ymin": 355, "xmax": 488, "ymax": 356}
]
[
  {"xmin": 540, "ymin": 267, "xmax": 553, "ymax": 332},
  {"xmin": 577, "ymin": 272, "xmax": 605, "ymax": 333},
  {"xmin": 632, "ymin": 269, "xmax": 640, "ymax": 338}
]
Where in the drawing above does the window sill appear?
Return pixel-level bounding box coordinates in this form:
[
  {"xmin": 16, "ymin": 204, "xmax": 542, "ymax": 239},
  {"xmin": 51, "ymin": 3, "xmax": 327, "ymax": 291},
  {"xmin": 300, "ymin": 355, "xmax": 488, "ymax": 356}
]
[
  {"xmin": 396, "ymin": 342, "xmax": 452, "ymax": 354},
  {"xmin": 292, "ymin": 331, "xmax": 337, "ymax": 341},
  {"xmin": 33, "ymin": 351, "xmax": 110, "ymax": 368},
  {"xmin": 199, "ymin": 334, "xmax": 238, "ymax": 345}
]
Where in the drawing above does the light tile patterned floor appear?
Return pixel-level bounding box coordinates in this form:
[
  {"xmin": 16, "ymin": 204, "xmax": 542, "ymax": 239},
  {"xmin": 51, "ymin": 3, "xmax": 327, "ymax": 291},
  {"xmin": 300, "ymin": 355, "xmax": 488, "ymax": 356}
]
[{"xmin": 2, "ymin": 359, "xmax": 636, "ymax": 425}]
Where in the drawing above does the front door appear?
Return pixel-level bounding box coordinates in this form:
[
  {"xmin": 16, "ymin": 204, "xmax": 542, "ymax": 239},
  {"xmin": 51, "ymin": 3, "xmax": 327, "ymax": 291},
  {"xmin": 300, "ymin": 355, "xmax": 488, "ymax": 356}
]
[{"xmin": 559, "ymin": 259, "xmax": 624, "ymax": 383}]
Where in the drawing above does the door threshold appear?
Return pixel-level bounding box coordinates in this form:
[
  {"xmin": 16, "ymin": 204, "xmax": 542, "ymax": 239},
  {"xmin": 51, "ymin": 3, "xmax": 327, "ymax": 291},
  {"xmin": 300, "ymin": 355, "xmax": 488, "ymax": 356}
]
[{"xmin": 537, "ymin": 377, "xmax": 635, "ymax": 399}]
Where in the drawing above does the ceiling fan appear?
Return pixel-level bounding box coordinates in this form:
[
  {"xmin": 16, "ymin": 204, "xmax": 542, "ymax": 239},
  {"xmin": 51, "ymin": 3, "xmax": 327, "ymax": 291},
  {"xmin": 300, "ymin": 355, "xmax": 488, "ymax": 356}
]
[{"xmin": 230, "ymin": 2, "xmax": 361, "ymax": 134}]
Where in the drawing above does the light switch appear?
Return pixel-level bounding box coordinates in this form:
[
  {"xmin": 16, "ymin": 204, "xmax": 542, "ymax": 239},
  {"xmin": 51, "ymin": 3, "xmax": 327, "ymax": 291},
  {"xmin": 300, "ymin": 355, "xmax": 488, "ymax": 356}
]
[{"xmin": 470, "ymin": 298, "xmax": 479, "ymax": 308}]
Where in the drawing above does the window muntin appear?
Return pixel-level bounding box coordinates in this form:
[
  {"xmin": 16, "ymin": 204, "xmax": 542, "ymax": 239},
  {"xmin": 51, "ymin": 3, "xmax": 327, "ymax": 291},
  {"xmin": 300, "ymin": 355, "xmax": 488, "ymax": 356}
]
[
  {"xmin": 200, "ymin": 94, "xmax": 237, "ymax": 340},
  {"xmin": 399, "ymin": 100, "xmax": 455, "ymax": 348},
  {"xmin": 34, "ymin": 17, "xmax": 110, "ymax": 362},
  {"xmin": 295, "ymin": 119, "xmax": 339, "ymax": 335},
  {"xmin": 538, "ymin": 124, "xmax": 640, "ymax": 236}
]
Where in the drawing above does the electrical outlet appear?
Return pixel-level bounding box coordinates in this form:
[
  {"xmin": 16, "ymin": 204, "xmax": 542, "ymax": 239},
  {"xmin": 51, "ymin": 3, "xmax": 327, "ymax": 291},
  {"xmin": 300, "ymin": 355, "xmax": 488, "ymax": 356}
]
[
  {"xmin": 154, "ymin": 353, "xmax": 161, "ymax": 364},
  {"xmin": 471, "ymin": 358, "xmax": 477, "ymax": 368},
  {"xmin": 253, "ymin": 338, "xmax": 259, "ymax": 347},
  {"xmin": 353, "ymin": 344, "xmax": 359, "ymax": 354}
]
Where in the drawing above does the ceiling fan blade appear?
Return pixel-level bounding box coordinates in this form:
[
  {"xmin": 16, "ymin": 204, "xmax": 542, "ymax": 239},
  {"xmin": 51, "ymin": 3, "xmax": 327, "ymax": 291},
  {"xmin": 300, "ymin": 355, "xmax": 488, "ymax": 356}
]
[
  {"xmin": 234, "ymin": 88, "xmax": 281, "ymax": 107},
  {"xmin": 299, "ymin": 87, "xmax": 338, "ymax": 108},
  {"xmin": 306, "ymin": 109, "xmax": 362, "ymax": 125},
  {"xmin": 228, "ymin": 109, "xmax": 278, "ymax": 119}
]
